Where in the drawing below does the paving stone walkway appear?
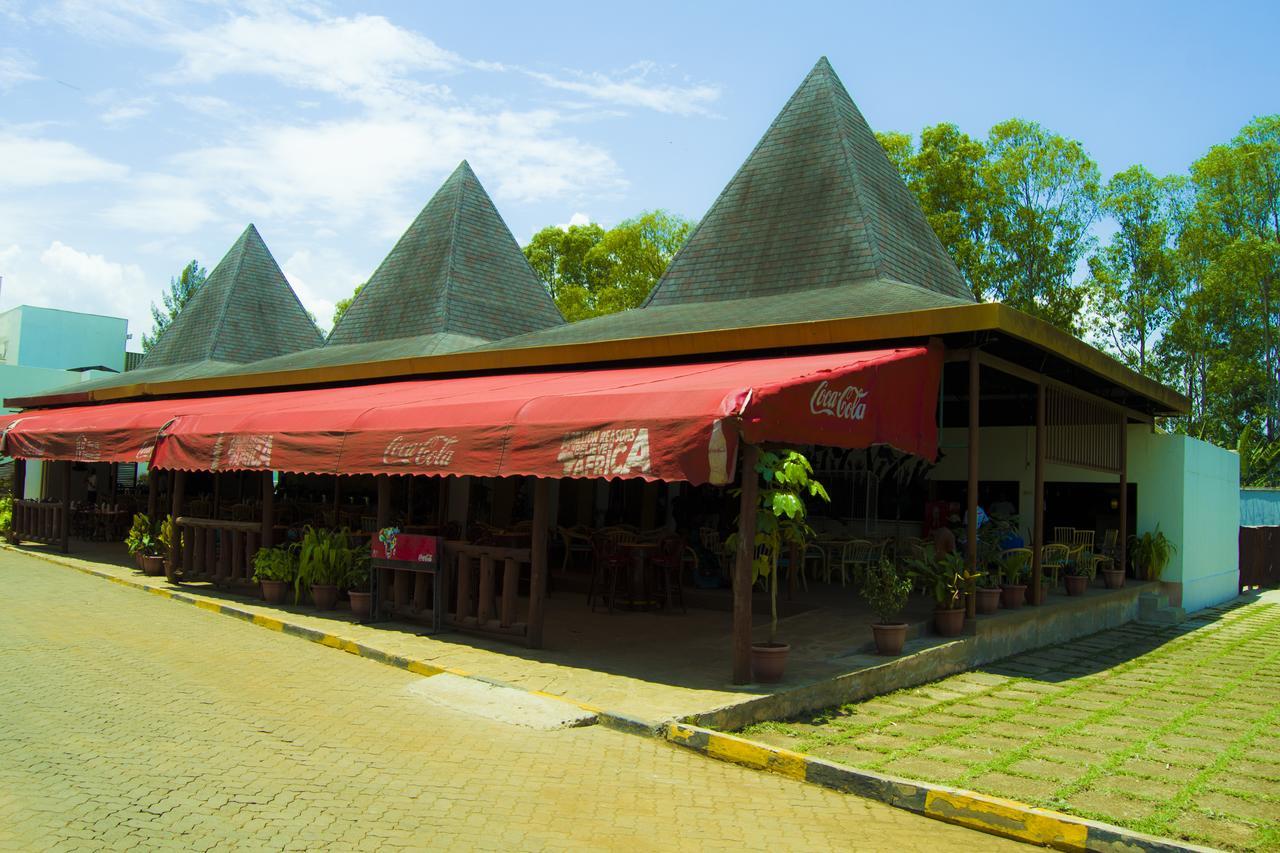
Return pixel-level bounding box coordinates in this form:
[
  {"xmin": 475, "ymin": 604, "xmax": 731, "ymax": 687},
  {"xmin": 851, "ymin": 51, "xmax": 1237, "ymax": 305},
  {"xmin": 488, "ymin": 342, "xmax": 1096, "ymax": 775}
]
[
  {"xmin": 0, "ymin": 548, "xmax": 1016, "ymax": 851},
  {"xmin": 743, "ymin": 592, "xmax": 1280, "ymax": 852}
]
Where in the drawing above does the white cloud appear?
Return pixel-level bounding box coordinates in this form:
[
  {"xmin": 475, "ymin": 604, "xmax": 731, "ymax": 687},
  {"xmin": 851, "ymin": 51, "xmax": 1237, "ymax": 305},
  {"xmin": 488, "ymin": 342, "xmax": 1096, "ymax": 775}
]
[
  {"xmin": 0, "ymin": 241, "xmax": 149, "ymax": 335},
  {"xmin": 99, "ymin": 96, "xmax": 155, "ymax": 124},
  {"xmin": 556, "ymin": 212, "xmax": 591, "ymax": 230},
  {"xmin": 0, "ymin": 132, "xmax": 128, "ymax": 187},
  {"xmin": 101, "ymin": 173, "xmax": 218, "ymax": 234},
  {"xmin": 527, "ymin": 62, "xmax": 721, "ymax": 116},
  {"xmin": 281, "ymin": 248, "xmax": 366, "ymax": 335},
  {"xmin": 0, "ymin": 50, "xmax": 37, "ymax": 89},
  {"xmin": 166, "ymin": 10, "xmax": 462, "ymax": 109}
]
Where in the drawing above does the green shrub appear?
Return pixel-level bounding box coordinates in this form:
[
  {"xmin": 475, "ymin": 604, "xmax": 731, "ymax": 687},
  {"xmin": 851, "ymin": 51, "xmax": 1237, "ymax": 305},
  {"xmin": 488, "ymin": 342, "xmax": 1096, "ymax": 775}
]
[
  {"xmin": 0, "ymin": 496, "xmax": 12, "ymax": 534},
  {"xmin": 252, "ymin": 544, "xmax": 299, "ymax": 583},
  {"xmin": 296, "ymin": 526, "xmax": 363, "ymax": 602},
  {"xmin": 861, "ymin": 558, "xmax": 912, "ymax": 624}
]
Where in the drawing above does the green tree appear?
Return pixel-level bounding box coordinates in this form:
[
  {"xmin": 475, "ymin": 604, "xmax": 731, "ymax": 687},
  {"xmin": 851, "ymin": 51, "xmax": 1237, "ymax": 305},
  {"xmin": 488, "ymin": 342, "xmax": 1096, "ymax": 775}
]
[
  {"xmin": 330, "ymin": 282, "xmax": 365, "ymax": 329},
  {"xmin": 1084, "ymin": 166, "xmax": 1185, "ymax": 375},
  {"xmin": 879, "ymin": 124, "xmax": 995, "ymax": 300},
  {"xmin": 983, "ymin": 119, "xmax": 1101, "ymax": 333},
  {"xmin": 143, "ymin": 260, "xmax": 206, "ymax": 352},
  {"xmin": 523, "ymin": 211, "xmax": 693, "ymax": 321}
]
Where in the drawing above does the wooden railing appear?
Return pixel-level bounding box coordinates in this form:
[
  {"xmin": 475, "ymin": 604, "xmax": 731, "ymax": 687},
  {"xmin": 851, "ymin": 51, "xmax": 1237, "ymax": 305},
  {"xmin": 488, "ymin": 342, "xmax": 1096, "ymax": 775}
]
[
  {"xmin": 445, "ymin": 542, "xmax": 533, "ymax": 644},
  {"xmin": 14, "ymin": 500, "xmax": 67, "ymax": 550},
  {"xmin": 174, "ymin": 517, "xmax": 263, "ymax": 588}
]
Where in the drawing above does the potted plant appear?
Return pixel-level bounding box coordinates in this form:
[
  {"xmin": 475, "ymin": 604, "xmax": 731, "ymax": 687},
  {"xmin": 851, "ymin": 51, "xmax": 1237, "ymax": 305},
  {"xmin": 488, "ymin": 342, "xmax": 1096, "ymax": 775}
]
[
  {"xmin": 1130, "ymin": 526, "xmax": 1176, "ymax": 582},
  {"xmin": 252, "ymin": 544, "xmax": 298, "ymax": 605},
  {"xmin": 297, "ymin": 525, "xmax": 359, "ymax": 610},
  {"xmin": 998, "ymin": 548, "xmax": 1030, "ymax": 608},
  {"xmin": 157, "ymin": 516, "xmax": 177, "ymax": 581},
  {"xmin": 1100, "ymin": 560, "xmax": 1126, "ymax": 589},
  {"xmin": 861, "ymin": 558, "xmax": 913, "ymax": 655},
  {"xmin": 907, "ymin": 545, "xmax": 972, "ymax": 636},
  {"xmin": 0, "ymin": 496, "xmax": 13, "ymax": 545},
  {"xmin": 1063, "ymin": 550, "xmax": 1096, "ymax": 596},
  {"xmin": 974, "ymin": 562, "xmax": 1003, "ymax": 614},
  {"xmin": 727, "ymin": 449, "xmax": 829, "ymax": 683},
  {"xmin": 346, "ymin": 555, "xmax": 373, "ymax": 621},
  {"xmin": 124, "ymin": 513, "xmax": 151, "ymax": 569}
]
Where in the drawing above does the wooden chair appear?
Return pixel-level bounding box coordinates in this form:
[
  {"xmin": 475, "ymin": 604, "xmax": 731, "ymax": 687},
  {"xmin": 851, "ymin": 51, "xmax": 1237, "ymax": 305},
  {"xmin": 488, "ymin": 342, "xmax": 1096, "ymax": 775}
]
[
  {"xmin": 1052, "ymin": 526, "xmax": 1075, "ymax": 545},
  {"xmin": 800, "ymin": 543, "xmax": 825, "ymax": 588},
  {"xmin": 651, "ymin": 536, "xmax": 687, "ymax": 613},
  {"xmin": 999, "ymin": 547, "xmax": 1033, "ymax": 585},
  {"xmin": 1041, "ymin": 543, "xmax": 1070, "ymax": 588},
  {"xmin": 588, "ymin": 534, "xmax": 628, "ymax": 612},
  {"xmin": 1071, "ymin": 530, "xmax": 1095, "ymax": 550}
]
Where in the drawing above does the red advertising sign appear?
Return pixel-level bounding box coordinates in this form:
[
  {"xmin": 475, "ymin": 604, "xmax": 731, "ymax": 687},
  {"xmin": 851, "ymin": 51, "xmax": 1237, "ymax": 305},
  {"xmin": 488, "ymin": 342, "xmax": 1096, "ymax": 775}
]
[{"xmin": 371, "ymin": 530, "xmax": 440, "ymax": 564}]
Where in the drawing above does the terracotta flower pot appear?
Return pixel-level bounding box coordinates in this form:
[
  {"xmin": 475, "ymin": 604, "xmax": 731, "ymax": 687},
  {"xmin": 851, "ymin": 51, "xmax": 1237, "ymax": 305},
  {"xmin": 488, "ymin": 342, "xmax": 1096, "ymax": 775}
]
[
  {"xmin": 1064, "ymin": 574, "xmax": 1089, "ymax": 596},
  {"xmin": 1000, "ymin": 584, "xmax": 1027, "ymax": 609},
  {"xmin": 349, "ymin": 591, "xmax": 372, "ymax": 621},
  {"xmin": 871, "ymin": 623, "xmax": 908, "ymax": 656},
  {"xmin": 750, "ymin": 642, "xmax": 790, "ymax": 683},
  {"xmin": 261, "ymin": 579, "xmax": 289, "ymax": 605},
  {"xmin": 311, "ymin": 583, "xmax": 340, "ymax": 610},
  {"xmin": 934, "ymin": 607, "xmax": 965, "ymax": 636},
  {"xmin": 139, "ymin": 555, "xmax": 165, "ymax": 576},
  {"xmin": 1101, "ymin": 568, "xmax": 1125, "ymax": 589},
  {"xmin": 975, "ymin": 587, "xmax": 1002, "ymax": 615}
]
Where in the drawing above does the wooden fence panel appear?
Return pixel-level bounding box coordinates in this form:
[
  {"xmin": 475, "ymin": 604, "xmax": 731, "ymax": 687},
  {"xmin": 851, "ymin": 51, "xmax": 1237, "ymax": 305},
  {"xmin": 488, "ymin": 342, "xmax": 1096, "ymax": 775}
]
[{"xmin": 1240, "ymin": 527, "xmax": 1280, "ymax": 591}]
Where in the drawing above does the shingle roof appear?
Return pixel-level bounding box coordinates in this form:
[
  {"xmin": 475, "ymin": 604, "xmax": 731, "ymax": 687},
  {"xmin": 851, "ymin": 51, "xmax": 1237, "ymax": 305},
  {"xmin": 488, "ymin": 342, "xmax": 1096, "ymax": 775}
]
[
  {"xmin": 646, "ymin": 57, "xmax": 973, "ymax": 308},
  {"xmin": 141, "ymin": 224, "xmax": 323, "ymax": 368},
  {"xmin": 327, "ymin": 161, "xmax": 563, "ymax": 347}
]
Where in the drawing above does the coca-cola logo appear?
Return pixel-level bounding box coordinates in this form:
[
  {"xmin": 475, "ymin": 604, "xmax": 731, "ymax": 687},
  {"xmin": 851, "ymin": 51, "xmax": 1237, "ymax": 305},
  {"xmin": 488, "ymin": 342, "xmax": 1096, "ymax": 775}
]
[
  {"xmin": 382, "ymin": 434, "xmax": 458, "ymax": 468},
  {"xmin": 809, "ymin": 380, "xmax": 869, "ymax": 421}
]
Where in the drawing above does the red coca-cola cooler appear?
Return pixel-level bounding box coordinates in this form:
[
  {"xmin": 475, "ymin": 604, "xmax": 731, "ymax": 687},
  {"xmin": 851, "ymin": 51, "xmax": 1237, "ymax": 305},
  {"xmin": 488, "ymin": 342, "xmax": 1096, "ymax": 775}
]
[{"xmin": 370, "ymin": 530, "xmax": 445, "ymax": 631}]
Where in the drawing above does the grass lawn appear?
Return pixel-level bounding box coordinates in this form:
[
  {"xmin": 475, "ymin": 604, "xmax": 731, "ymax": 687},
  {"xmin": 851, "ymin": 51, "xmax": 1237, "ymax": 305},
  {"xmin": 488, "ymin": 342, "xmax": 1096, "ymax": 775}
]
[{"xmin": 741, "ymin": 593, "xmax": 1280, "ymax": 852}]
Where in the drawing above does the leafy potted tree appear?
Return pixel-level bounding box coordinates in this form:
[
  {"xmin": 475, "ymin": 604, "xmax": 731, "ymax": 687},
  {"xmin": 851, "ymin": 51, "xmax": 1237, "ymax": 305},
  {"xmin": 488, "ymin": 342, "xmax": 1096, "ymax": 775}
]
[
  {"xmin": 346, "ymin": 555, "xmax": 373, "ymax": 621},
  {"xmin": 974, "ymin": 562, "xmax": 1003, "ymax": 614},
  {"xmin": 1130, "ymin": 526, "xmax": 1176, "ymax": 582},
  {"xmin": 727, "ymin": 449, "xmax": 829, "ymax": 683},
  {"xmin": 159, "ymin": 516, "xmax": 178, "ymax": 582},
  {"xmin": 998, "ymin": 548, "xmax": 1030, "ymax": 608},
  {"xmin": 861, "ymin": 558, "xmax": 913, "ymax": 655},
  {"xmin": 1063, "ymin": 550, "xmax": 1095, "ymax": 596},
  {"xmin": 252, "ymin": 544, "xmax": 298, "ymax": 605},
  {"xmin": 124, "ymin": 513, "xmax": 151, "ymax": 570},
  {"xmin": 907, "ymin": 545, "xmax": 972, "ymax": 636},
  {"xmin": 297, "ymin": 525, "xmax": 359, "ymax": 610}
]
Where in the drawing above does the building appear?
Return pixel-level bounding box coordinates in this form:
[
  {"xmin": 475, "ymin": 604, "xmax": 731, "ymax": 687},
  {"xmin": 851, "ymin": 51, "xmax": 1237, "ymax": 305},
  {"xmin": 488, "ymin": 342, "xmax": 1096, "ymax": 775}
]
[{"xmin": 4, "ymin": 58, "xmax": 1241, "ymax": 683}]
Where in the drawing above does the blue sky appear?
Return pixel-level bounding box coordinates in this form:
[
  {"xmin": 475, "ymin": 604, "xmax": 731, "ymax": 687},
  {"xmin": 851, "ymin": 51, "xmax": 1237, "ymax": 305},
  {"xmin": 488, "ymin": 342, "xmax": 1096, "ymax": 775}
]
[{"xmin": 1, "ymin": 1, "xmax": 1277, "ymax": 350}]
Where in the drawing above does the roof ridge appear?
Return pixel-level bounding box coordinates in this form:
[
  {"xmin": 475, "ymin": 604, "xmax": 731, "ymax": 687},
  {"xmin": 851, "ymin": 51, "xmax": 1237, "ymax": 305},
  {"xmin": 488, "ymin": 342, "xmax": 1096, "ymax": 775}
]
[
  {"xmin": 822, "ymin": 69, "xmax": 887, "ymax": 279},
  {"xmin": 439, "ymin": 162, "xmax": 469, "ymax": 334},
  {"xmin": 206, "ymin": 225, "xmax": 252, "ymax": 361}
]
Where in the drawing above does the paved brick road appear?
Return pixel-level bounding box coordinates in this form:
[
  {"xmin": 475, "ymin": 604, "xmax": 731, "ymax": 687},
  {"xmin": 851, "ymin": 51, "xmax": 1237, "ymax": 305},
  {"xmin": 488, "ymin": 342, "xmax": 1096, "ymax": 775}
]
[
  {"xmin": 0, "ymin": 551, "xmax": 1013, "ymax": 852},
  {"xmin": 746, "ymin": 593, "xmax": 1280, "ymax": 852}
]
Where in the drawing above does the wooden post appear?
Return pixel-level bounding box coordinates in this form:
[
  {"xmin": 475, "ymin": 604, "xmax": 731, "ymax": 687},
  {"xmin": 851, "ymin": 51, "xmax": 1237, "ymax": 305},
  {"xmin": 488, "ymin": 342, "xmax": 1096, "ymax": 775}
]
[
  {"xmin": 169, "ymin": 470, "xmax": 186, "ymax": 577},
  {"xmin": 376, "ymin": 475, "xmax": 392, "ymax": 532},
  {"xmin": 1032, "ymin": 381, "xmax": 1046, "ymax": 604},
  {"xmin": 477, "ymin": 554, "xmax": 495, "ymax": 624},
  {"xmin": 966, "ymin": 352, "xmax": 979, "ymax": 619},
  {"xmin": 11, "ymin": 459, "xmax": 24, "ymax": 543},
  {"xmin": 147, "ymin": 467, "xmax": 158, "ymax": 523},
  {"xmin": 1118, "ymin": 417, "xmax": 1128, "ymax": 576},
  {"xmin": 60, "ymin": 461, "xmax": 71, "ymax": 553},
  {"xmin": 733, "ymin": 444, "xmax": 760, "ymax": 685},
  {"xmin": 527, "ymin": 478, "xmax": 551, "ymax": 648},
  {"xmin": 261, "ymin": 471, "xmax": 274, "ymax": 550},
  {"xmin": 109, "ymin": 463, "xmax": 118, "ymax": 503}
]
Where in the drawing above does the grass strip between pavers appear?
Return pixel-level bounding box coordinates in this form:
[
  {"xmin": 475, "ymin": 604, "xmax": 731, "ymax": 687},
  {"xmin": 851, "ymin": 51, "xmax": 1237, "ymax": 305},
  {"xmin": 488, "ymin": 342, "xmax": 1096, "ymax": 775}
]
[{"xmin": 742, "ymin": 600, "xmax": 1280, "ymax": 852}]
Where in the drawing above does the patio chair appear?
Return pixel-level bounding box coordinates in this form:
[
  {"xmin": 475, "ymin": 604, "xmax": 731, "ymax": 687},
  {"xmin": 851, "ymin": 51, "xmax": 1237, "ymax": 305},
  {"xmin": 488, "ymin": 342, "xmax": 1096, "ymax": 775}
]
[
  {"xmin": 1071, "ymin": 530, "xmax": 1095, "ymax": 550},
  {"xmin": 835, "ymin": 539, "xmax": 875, "ymax": 587},
  {"xmin": 1052, "ymin": 526, "xmax": 1075, "ymax": 545},
  {"xmin": 999, "ymin": 547, "xmax": 1032, "ymax": 585},
  {"xmin": 1099, "ymin": 528, "xmax": 1120, "ymax": 557},
  {"xmin": 588, "ymin": 534, "xmax": 628, "ymax": 612},
  {"xmin": 1041, "ymin": 543, "xmax": 1070, "ymax": 589},
  {"xmin": 800, "ymin": 543, "xmax": 825, "ymax": 588},
  {"xmin": 651, "ymin": 536, "xmax": 687, "ymax": 613},
  {"xmin": 557, "ymin": 525, "xmax": 594, "ymax": 572}
]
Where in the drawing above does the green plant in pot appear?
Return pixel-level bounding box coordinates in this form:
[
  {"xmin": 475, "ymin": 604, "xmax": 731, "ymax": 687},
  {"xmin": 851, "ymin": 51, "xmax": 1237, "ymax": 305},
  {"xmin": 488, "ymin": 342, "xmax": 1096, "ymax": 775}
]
[
  {"xmin": 253, "ymin": 544, "xmax": 299, "ymax": 605},
  {"xmin": 157, "ymin": 516, "xmax": 178, "ymax": 582},
  {"xmin": 1062, "ymin": 549, "xmax": 1096, "ymax": 596},
  {"xmin": 345, "ymin": 553, "xmax": 373, "ymax": 621},
  {"xmin": 974, "ymin": 559, "xmax": 1004, "ymax": 614},
  {"xmin": 908, "ymin": 545, "xmax": 973, "ymax": 636},
  {"xmin": 997, "ymin": 547, "xmax": 1031, "ymax": 608},
  {"xmin": 0, "ymin": 495, "xmax": 12, "ymax": 544},
  {"xmin": 297, "ymin": 525, "xmax": 359, "ymax": 610},
  {"xmin": 861, "ymin": 558, "xmax": 913, "ymax": 655},
  {"xmin": 1130, "ymin": 526, "xmax": 1176, "ymax": 582},
  {"xmin": 124, "ymin": 513, "xmax": 151, "ymax": 568},
  {"xmin": 727, "ymin": 449, "xmax": 829, "ymax": 683}
]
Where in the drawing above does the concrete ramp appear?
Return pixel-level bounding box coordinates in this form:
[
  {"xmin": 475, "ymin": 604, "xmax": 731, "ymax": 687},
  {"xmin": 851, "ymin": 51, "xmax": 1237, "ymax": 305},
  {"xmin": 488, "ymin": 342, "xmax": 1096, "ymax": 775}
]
[{"xmin": 407, "ymin": 674, "xmax": 598, "ymax": 730}]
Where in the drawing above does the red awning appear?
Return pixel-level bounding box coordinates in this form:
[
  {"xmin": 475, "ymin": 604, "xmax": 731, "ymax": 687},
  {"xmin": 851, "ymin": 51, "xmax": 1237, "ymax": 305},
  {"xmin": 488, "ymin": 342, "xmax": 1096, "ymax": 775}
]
[{"xmin": 3, "ymin": 345, "xmax": 941, "ymax": 485}]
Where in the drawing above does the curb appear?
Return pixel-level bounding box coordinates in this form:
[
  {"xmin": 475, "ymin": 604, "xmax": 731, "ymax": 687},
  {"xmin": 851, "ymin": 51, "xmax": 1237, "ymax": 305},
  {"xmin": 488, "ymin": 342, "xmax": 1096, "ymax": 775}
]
[
  {"xmin": 4, "ymin": 544, "xmax": 664, "ymax": 735},
  {"xmin": 665, "ymin": 723, "xmax": 1214, "ymax": 853}
]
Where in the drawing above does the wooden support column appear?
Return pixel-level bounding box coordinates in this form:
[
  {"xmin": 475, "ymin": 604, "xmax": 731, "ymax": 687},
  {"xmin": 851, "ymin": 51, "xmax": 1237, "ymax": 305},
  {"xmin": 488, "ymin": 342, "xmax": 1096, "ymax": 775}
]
[
  {"xmin": 261, "ymin": 471, "xmax": 274, "ymax": 550},
  {"xmin": 60, "ymin": 461, "xmax": 71, "ymax": 553},
  {"xmin": 527, "ymin": 478, "xmax": 551, "ymax": 648},
  {"xmin": 1118, "ymin": 417, "xmax": 1129, "ymax": 576},
  {"xmin": 376, "ymin": 475, "xmax": 392, "ymax": 532},
  {"xmin": 733, "ymin": 444, "xmax": 760, "ymax": 685},
  {"xmin": 169, "ymin": 470, "xmax": 186, "ymax": 578},
  {"xmin": 965, "ymin": 352, "xmax": 979, "ymax": 619},
  {"xmin": 109, "ymin": 463, "xmax": 118, "ymax": 503},
  {"xmin": 1032, "ymin": 381, "xmax": 1046, "ymax": 604},
  {"xmin": 11, "ymin": 459, "xmax": 24, "ymax": 543},
  {"xmin": 147, "ymin": 467, "xmax": 158, "ymax": 523}
]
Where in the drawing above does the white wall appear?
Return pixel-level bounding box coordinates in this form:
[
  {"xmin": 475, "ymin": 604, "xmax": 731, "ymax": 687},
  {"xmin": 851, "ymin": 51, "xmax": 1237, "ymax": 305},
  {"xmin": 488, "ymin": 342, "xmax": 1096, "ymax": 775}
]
[{"xmin": 931, "ymin": 425, "xmax": 1240, "ymax": 612}]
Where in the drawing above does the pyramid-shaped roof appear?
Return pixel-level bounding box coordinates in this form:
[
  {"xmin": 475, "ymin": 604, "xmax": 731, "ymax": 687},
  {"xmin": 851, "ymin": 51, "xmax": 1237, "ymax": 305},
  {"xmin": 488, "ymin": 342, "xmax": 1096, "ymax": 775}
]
[
  {"xmin": 141, "ymin": 224, "xmax": 323, "ymax": 368},
  {"xmin": 646, "ymin": 57, "xmax": 973, "ymax": 308},
  {"xmin": 327, "ymin": 161, "xmax": 564, "ymax": 347}
]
